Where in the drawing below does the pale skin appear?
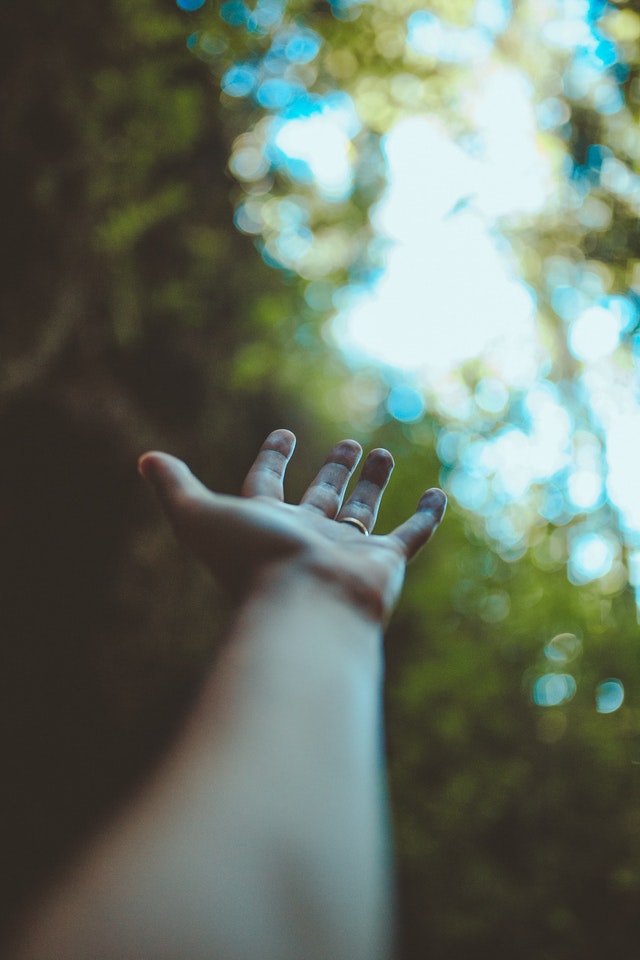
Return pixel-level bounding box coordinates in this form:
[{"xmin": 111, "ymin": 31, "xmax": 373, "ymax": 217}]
[{"xmin": 11, "ymin": 429, "xmax": 446, "ymax": 960}]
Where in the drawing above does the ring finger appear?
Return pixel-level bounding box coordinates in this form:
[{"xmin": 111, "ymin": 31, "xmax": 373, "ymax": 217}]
[
  {"xmin": 300, "ymin": 439, "xmax": 362, "ymax": 517},
  {"xmin": 336, "ymin": 448, "xmax": 394, "ymax": 533}
]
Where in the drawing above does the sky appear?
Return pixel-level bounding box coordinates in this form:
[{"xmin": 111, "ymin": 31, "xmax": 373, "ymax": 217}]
[{"xmin": 212, "ymin": 0, "xmax": 640, "ymax": 630}]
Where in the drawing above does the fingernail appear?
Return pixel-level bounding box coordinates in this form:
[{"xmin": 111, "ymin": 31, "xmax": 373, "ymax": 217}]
[{"xmin": 420, "ymin": 488, "xmax": 447, "ymax": 522}]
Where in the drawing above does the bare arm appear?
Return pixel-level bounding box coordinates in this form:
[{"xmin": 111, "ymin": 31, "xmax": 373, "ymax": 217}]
[{"xmin": 12, "ymin": 430, "xmax": 446, "ymax": 960}]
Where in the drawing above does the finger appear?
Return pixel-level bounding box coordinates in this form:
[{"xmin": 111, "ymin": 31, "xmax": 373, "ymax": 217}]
[
  {"xmin": 139, "ymin": 451, "xmax": 241, "ymax": 567},
  {"xmin": 299, "ymin": 439, "xmax": 362, "ymax": 517},
  {"xmin": 335, "ymin": 448, "xmax": 395, "ymax": 533},
  {"xmin": 388, "ymin": 488, "xmax": 447, "ymax": 561},
  {"xmin": 138, "ymin": 451, "xmax": 212, "ymax": 522},
  {"xmin": 241, "ymin": 429, "xmax": 296, "ymax": 500}
]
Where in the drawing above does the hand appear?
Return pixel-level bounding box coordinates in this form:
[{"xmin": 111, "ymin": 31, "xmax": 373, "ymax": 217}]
[{"xmin": 138, "ymin": 429, "xmax": 446, "ymax": 622}]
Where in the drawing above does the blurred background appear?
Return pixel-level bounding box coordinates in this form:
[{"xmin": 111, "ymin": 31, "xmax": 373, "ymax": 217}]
[{"xmin": 2, "ymin": 0, "xmax": 640, "ymax": 955}]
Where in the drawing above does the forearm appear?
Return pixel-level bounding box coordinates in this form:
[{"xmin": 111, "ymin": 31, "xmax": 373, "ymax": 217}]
[
  {"xmin": 14, "ymin": 564, "xmax": 394, "ymax": 960},
  {"xmin": 189, "ymin": 562, "xmax": 394, "ymax": 959}
]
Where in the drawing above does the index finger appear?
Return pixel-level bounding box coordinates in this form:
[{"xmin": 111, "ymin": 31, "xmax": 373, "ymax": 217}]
[
  {"xmin": 388, "ymin": 488, "xmax": 447, "ymax": 561},
  {"xmin": 241, "ymin": 429, "xmax": 297, "ymax": 500}
]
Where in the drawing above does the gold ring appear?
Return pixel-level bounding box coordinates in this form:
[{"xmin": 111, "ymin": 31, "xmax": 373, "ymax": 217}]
[{"xmin": 338, "ymin": 517, "xmax": 369, "ymax": 536}]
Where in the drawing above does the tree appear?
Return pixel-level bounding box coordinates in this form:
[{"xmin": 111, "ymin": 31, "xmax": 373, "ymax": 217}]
[{"xmin": 3, "ymin": 0, "xmax": 640, "ymax": 956}]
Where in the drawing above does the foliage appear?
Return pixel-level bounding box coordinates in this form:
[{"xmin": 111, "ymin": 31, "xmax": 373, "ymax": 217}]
[{"xmin": 3, "ymin": 0, "xmax": 640, "ymax": 957}]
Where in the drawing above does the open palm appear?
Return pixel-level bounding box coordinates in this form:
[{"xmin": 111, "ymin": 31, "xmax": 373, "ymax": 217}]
[{"xmin": 139, "ymin": 429, "xmax": 446, "ymax": 622}]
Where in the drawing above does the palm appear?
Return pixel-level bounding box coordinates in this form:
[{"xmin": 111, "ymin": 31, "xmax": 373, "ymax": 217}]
[{"xmin": 139, "ymin": 430, "xmax": 446, "ymax": 619}]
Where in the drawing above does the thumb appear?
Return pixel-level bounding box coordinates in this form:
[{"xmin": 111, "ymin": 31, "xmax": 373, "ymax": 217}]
[
  {"xmin": 138, "ymin": 451, "xmax": 240, "ymax": 579},
  {"xmin": 138, "ymin": 451, "xmax": 209, "ymax": 520}
]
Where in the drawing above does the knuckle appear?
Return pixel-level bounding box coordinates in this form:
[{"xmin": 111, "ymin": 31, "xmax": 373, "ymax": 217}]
[{"xmin": 348, "ymin": 498, "xmax": 373, "ymax": 516}]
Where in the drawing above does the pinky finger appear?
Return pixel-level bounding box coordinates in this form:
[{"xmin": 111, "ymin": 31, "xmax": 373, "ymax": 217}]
[{"xmin": 389, "ymin": 488, "xmax": 447, "ymax": 562}]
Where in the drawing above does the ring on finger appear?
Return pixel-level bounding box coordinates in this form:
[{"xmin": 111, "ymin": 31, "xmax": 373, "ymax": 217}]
[{"xmin": 338, "ymin": 517, "xmax": 369, "ymax": 536}]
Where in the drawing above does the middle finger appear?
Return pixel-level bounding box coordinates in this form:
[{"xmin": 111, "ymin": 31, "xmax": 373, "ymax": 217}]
[{"xmin": 300, "ymin": 439, "xmax": 362, "ymax": 517}]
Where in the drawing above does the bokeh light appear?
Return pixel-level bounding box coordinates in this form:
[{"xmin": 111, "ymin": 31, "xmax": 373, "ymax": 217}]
[
  {"xmin": 568, "ymin": 305, "xmax": 622, "ymax": 362},
  {"xmin": 213, "ymin": 0, "xmax": 640, "ymax": 608},
  {"xmin": 545, "ymin": 633, "xmax": 582, "ymax": 664},
  {"xmin": 533, "ymin": 673, "xmax": 577, "ymax": 707},
  {"xmin": 568, "ymin": 531, "xmax": 616, "ymax": 585},
  {"xmin": 387, "ymin": 385, "xmax": 425, "ymax": 423},
  {"xmin": 271, "ymin": 95, "xmax": 358, "ymax": 199},
  {"xmin": 596, "ymin": 679, "xmax": 625, "ymax": 714}
]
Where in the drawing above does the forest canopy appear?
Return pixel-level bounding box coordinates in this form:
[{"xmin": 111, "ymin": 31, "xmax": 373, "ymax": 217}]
[{"xmin": 2, "ymin": 0, "xmax": 640, "ymax": 956}]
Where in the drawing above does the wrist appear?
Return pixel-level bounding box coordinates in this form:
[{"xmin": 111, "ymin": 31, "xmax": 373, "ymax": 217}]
[{"xmin": 249, "ymin": 548, "xmax": 389, "ymax": 626}]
